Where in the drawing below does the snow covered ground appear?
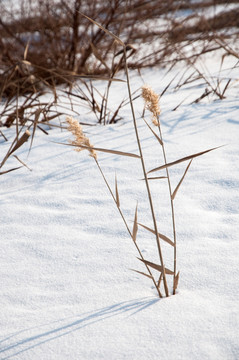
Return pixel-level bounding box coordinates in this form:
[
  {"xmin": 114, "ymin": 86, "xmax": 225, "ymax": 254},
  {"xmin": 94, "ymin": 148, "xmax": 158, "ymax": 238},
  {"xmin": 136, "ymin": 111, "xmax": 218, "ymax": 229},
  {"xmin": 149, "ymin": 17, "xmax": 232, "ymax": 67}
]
[{"xmin": 0, "ymin": 52, "xmax": 239, "ymax": 359}]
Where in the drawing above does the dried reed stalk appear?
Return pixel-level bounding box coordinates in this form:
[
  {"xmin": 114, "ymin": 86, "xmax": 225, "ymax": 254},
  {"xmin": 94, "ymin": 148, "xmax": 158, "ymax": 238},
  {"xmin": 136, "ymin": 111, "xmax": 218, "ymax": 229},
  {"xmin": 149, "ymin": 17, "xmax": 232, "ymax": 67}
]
[
  {"xmin": 69, "ymin": 12, "xmax": 219, "ymax": 297},
  {"xmin": 123, "ymin": 49, "xmax": 169, "ymax": 297},
  {"xmin": 141, "ymin": 84, "xmax": 177, "ymax": 293},
  {"xmin": 80, "ymin": 11, "xmax": 170, "ymax": 297}
]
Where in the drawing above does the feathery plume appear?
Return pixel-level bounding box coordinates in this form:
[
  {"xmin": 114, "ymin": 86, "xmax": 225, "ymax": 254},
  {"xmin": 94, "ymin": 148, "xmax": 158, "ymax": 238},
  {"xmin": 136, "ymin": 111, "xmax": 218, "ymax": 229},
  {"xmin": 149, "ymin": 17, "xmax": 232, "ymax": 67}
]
[
  {"xmin": 66, "ymin": 116, "xmax": 97, "ymax": 159},
  {"xmin": 141, "ymin": 85, "xmax": 160, "ymax": 126}
]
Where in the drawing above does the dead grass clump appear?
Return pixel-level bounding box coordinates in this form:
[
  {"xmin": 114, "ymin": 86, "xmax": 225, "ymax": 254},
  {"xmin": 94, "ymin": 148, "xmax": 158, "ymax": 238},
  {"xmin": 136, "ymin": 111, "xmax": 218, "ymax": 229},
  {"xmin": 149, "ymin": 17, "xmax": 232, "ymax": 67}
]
[{"xmin": 0, "ymin": 0, "xmax": 238, "ymax": 99}]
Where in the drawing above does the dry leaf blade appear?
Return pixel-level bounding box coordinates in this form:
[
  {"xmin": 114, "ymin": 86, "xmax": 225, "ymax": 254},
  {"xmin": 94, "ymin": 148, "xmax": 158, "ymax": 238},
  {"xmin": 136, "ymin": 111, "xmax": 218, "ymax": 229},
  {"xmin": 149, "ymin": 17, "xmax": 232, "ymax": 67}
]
[
  {"xmin": 0, "ymin": 166, "xmax": 22, "ymax": 175},
  {"xmin": 138, "ymin": 258, "xmax": 174, "ymax": 275},
  {"xmin": 55, "ymin": 141, "xmax": 141, "ymax": 158},
  {"xmin": 148, "ymin": 146, "xmax": 222, "ymax": 174},
  {"xmin": 138, "ymin": 223, "xmax": 174, "ymax": 247},
  {"xmin": 173, "ymin": 271, "xmax": 180, "ymax": 292},
  {"xmin": 171, "ymin": 159, "xmax": 192, "ymax": 200},
  {"xmin": 79, "ymin": 12, "xmax": 125, "ymax": 47},
  {"xmin": 130, "ymin": 269, "xmax": 153, "ymax": 279},
  {"xmin": 132, "ymin": 204, "xmax": 138, "ymax": 242},
  {"xmin": 115, "ymin": 174, "xmax": 120, "ymax": 208}
]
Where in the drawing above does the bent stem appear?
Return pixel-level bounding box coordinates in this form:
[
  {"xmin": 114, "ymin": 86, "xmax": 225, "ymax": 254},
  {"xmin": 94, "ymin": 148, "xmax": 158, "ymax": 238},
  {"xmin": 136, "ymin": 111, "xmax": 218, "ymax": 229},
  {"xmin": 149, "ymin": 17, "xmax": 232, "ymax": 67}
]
[
  {"xmin": 95, "ymin": 158, "xmax": 163, "ymax": 298},
  {"xmin": 123, "ymin": 48, "xmax": 169, "ymax": 297}
]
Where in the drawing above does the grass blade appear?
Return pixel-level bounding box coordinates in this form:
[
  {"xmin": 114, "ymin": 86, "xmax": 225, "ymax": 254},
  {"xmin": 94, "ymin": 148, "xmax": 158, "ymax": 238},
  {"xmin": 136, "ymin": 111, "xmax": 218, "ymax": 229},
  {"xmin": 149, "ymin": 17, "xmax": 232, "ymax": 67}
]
[
  {"xmin": 130, "ymin": 269, "xmax": 153, "ymax": 279},
  {"xmin": 157, "ymin": 273, "xmax": 163, "ymax": 289},
  {"xmin": 115, "ymin": 174, "xmax": 120, "ymax": 208},
  {"xmin": 160, "ymin": 73, "xmax": 179, "ymax": 98},
  {"xmin": 29, "ymin": 108, "xmax": 42, "ymax": 154},
  {"xmin": 0, "ymin": 166, "xmax": 22, "ymax": 175},
  {"xmin": 141, "ymin": 176, "xmax": 167, "ymax": 181},
  {"xmin": 142, "ymin": 117, "xmax": 163, "ymax": 146},
  {"xmin": 75, "ymin": 75, "xmax": 125, "ymax": 82},
  {"xmin": 90, "ymin": 42, "xmax": 110, "ymax": 72},
  {"xmin": 173, "ymin": 271, "xmax": 180, "ymax": 292},
  {"xmin": 132, "ymin": 204, "xmax": 138, "ymax": 242},
  {"xmin": 0, "ymin": 130, "xmax": 8, "ymax": 142},
  {"xmin": 171, "ymin": 159, "xmax": 192, "ymax": 200},
  {"xmin": 9, "ymin": 130, "xmax": 31, "ymax": 156},
  {"xmin": 79, "ymin": 12, "xmax": 125, "ymax": 47},
  {"xmin": 55, "ymin": 141, "xmax": 141, "ymax": 159},
  {"xmin": 1, "ymin": 130, "xmax": 31, "ymax": 169},
  {"xmin": 221, "ymin": 78, "xmax": 231, "ymax": 98},
  {"xmin": 23, "ymin": 40, "xmax": 30, "ymax": 61},
  {"xmin": 148, "ymin": 146, "xmax": 222, "ymax": 174},
  {"xmin": 138, "ymin": 223, "xmax": 174, "ymax": 247},
  {"xmin": 13, "ymin": 155, "xmax": 32, "ymax": 171},
  {"xmin": 138, "ymin": 258, "xmax": 174, "ymax": 275}
]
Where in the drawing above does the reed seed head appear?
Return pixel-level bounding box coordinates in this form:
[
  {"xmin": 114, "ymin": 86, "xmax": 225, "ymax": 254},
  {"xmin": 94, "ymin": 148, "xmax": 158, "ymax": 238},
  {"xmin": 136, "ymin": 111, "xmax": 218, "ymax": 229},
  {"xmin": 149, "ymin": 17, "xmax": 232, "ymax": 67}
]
[
  {"xmin": 66, "ymin": 116, "xmax": 97, "ymax": 159},
  {"xmin": 141, "ymin": 85, "xmax": 160, "ymax": 126}
]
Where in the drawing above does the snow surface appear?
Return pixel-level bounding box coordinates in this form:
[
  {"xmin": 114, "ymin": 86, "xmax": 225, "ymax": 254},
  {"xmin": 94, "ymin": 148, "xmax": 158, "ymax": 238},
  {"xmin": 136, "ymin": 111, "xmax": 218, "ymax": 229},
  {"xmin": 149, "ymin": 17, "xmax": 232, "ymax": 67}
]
[{"xmin": 0, "ymin": 54, "xmax": 239, "ymax": 359}]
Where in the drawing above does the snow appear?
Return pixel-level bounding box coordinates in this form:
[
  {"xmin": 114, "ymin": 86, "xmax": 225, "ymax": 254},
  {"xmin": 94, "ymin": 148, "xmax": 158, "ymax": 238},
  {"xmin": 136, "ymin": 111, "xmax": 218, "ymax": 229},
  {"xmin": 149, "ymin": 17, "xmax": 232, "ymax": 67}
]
[{"xmin": 0, "ymin": 53, "xmax": 239, "ymax": 359}]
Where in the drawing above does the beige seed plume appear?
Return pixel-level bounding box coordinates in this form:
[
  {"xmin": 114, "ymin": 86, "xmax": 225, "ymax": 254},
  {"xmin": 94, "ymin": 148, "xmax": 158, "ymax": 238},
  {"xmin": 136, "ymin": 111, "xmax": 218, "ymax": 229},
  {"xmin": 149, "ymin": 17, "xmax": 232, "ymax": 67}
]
[
  {"xmin": 141, "ymin": 85, "xmax": 160, "ymax": 126},
  {"xmin": 66, "ymin": 116, "xmax": 97, "ymax": 160}
]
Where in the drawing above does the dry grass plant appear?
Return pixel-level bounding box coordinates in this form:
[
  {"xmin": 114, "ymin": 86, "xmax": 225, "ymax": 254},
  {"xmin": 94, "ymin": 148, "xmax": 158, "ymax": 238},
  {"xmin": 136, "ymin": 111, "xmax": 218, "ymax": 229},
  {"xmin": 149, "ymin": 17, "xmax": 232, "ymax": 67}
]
[{"xmin": 64, "ymin": 13, "xmax": 220, "ymax": 297}]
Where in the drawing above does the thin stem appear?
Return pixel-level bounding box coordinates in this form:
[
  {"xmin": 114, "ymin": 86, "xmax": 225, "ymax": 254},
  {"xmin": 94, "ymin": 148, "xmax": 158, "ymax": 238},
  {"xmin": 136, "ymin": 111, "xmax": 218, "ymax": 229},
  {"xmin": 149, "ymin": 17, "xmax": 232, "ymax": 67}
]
[
  {"xmin": 102, "ymin": 44, "xmax": 116, "ymax": 124},
  {"xmin": 123, "ymin": 48, "xmax": 169, "ymax": 297},
  {"xmin": 157, "ymin": 121, "xmax": 177, "ymax": 294},
  {"xmin": 16, "ymin": 86, "xmax": 19, "ymax": 142},
  {"xmin": 95, "ymin": 158, "xmax": 162, "ymax": 298}
]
